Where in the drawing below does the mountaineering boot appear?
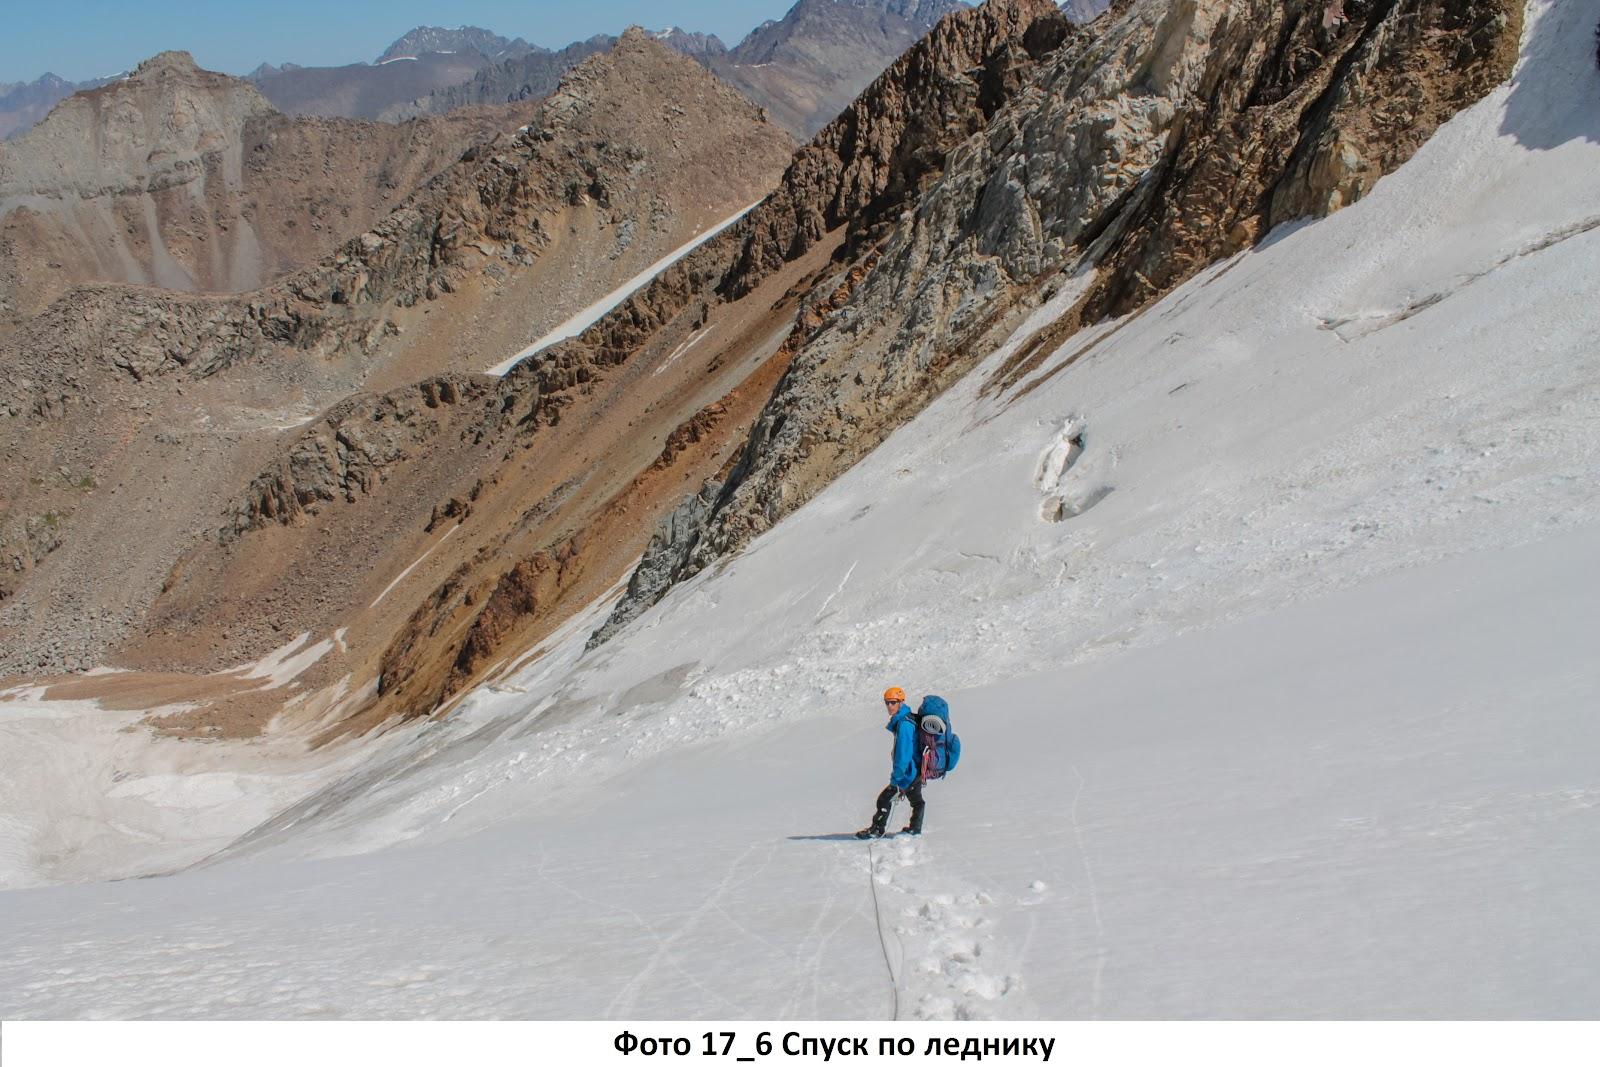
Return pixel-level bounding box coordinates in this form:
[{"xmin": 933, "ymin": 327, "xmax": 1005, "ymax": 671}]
[
  {"xmin": 899, "ymin": 825, "xmax": 921, "ymax": 837},
  {"xmin": 854, "ymin": 827, "xmax": 885, "ymax": 839}
]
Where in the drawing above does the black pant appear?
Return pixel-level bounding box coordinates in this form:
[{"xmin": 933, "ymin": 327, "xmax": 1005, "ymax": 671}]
[{"xmin": 870, "ymin": 782, "xmax": 925, "ymax": 833}]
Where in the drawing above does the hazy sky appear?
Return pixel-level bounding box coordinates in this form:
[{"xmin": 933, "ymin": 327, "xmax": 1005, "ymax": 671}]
[{"xmin": 1, "ymin": 0, "xmax": 799, "ymax": 84}]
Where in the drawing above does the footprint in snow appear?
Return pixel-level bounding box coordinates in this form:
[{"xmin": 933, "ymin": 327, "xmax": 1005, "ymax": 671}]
[{"xmin": 867, "ymin": 847, "xmax": 1022, "ymax": 1020}]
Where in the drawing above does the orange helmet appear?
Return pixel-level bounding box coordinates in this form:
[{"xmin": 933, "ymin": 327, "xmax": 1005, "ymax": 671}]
[{"xmin": 883, "ymin": 686, "xmax": 907, "ymax": 703}]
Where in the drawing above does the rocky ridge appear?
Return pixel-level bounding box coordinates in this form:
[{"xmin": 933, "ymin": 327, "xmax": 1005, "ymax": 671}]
[
  {"xmin": 377, "ymin": 26, "xmax": 534, "ymax": 64},
  {"xmin": 380, "ymin": 36, "xmax": 617, "ymax": 120},
  {"xmin": 0, "ymin": 51, "xmax": 533, "ymax": 327},
  {"xmin": 591, "ymin": 0, "xmax": 1524, "ymax": 645},
  {"xmin": 2, "ymin": 32, "xmax": 788, "ymax": 404}
]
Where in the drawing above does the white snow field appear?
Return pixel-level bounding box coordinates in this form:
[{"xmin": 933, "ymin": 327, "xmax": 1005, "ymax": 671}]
[{"xmin": 2, "ymin": 0, "xmax": 1598, "ymax": 1019}]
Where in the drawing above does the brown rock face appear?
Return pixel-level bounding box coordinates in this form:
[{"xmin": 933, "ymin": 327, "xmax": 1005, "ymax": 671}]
[
  {"xmin": 594, "ymin": 0, "xmax": 1524, "ymax": 643},
  {"xmin": 0, "ymin": 33, "xmax": 795, "ymax": 676},
  {"xmin": 444, "ymin": 544, "xmax": 577, "ymax": 693},
  {"xmin": 1084, "ymin": 0, "xmax": 1524, "ymax": 321}
]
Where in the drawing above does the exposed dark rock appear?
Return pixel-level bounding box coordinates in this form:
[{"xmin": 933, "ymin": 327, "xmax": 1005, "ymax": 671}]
[
  {"xmin": 224, "ymin": 376, "xmax": 495, "ymax": 540},
  {"xmin": 586, "ymin": 481, "xmax": 724, "ymax": 649}
]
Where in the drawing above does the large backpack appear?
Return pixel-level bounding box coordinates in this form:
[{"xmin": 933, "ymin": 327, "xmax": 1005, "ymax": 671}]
[{"xmin": 914, "ymin": 695, "xmax": 962, "ymax": 782}]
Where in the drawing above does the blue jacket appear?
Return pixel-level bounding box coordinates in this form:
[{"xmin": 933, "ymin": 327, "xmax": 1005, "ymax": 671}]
[{"xmin": 887, "ymin": 705, "xmax": 919, "ymax": 790}]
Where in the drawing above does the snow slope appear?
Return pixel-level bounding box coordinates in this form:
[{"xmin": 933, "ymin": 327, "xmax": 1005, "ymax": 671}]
[{"xmin": 1, "ymin": 0, "xmax": 1597, "ymax": 1020}]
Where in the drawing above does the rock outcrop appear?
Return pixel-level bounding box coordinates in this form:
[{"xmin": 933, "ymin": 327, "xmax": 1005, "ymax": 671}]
[
  {"xmin": 593, "ymin": 0, "xmax": 1524, "ymax": 646},
  {"xmin": 224, "ymin": 377, "xmax": 496, "ymax": 539},
  {"xmin": 719, "ymin": 0, "xmax": 1072, "ymax": 300}
]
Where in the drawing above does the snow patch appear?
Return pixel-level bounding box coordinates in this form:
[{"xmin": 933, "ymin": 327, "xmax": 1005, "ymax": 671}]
[
  {"xmin": 652, "ymin": 324, "xmax": 717, "ymax": 376},
  {"xmin": 228, "ymin": 632, "xmax": 334, "ymax": 688},
  {"xmin": 369, "ymin": 525, "xmax": 460, "ymax": 609},
  {"xmin": 485, "ymin": 201, "xmax": 762, "ymax": 377}
]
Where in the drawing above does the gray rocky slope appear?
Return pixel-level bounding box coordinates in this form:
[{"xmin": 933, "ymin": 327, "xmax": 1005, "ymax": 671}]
[{"xmin": 707, "ymin": 0, "xmax": 973, "ymax": 136}]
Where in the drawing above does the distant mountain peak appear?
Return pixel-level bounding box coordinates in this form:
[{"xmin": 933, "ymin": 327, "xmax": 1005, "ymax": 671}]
[
  {"xmin": 711, "ymin": 0, "xmax": 974, "ymax": 136},
  {"xmin": 376, "ymin": 26, "xmax": 534, "ymax": 64},
  {"xmin": 1059, "ymin": 0, "xmax": 1112, "ymax": 24},
  {"xmin": 131, "ymin": 51, "xmax": 205, "ymax": 77},
  {"xmin": 785, "ymin": 0, "xmax": 969, "ymax": 18},
  {"xmin": 651, "ymin": 26, "xmax": 728, "ymax": 56},
  {"xmin": 0, "ymin": 71, "xmax": 123, "ymax": 140}
]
